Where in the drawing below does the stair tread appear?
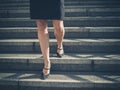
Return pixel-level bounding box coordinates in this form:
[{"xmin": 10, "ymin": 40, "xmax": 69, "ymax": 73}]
[
  {"xmin": 0, "ymin": 53, "xmax": 120, "ymax": 60},
  {"xmin": 0, "ymin": 39, "xmax": 120, "ymax": 43},
  {"xmin": 0, "ymin": 72, "xmax": 120, "ymax": 84},
  {"xmin": 0, "ymin": 27, "xmax": 120, "ymax": 32}
]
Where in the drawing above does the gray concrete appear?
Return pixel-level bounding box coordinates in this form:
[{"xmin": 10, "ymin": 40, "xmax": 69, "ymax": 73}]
[
  {"xmin": 0, "ymin": 73, "xmax": 19, "ymax": 90},
  {"xmin": 0, "ymin": 0, "xmax": 120, "ymax": 7},
  {"xmin": 0, "ymin": 53, "xmax": 120, "ymax": 72},
  {"xmin": 1, "ymin": 8, "xmax": 120, "ymax": 18},
  {"xmin": 0, "ymin": 17, "xmax": 120, "ymax": 27},
  {"xmin": 0, "ymin": 72, "xmax": 120, "ymax": 90},
  {"xmin": 0, "ymin": 39, "xmax": 120, "ymax": 53},
  {"xmin": 0, "ymin": 27, "xmax": 120, "ymax": 39}
]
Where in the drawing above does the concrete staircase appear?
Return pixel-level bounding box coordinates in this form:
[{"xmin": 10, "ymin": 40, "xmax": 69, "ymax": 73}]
[{"xmin": 0, "ymin": 0, "xmax": 120, "ymax": 90}]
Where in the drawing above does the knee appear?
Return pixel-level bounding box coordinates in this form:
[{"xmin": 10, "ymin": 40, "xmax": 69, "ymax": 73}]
[{"xmin": 36, "ymin": 20, "xmax": 48, "ymax": 31}]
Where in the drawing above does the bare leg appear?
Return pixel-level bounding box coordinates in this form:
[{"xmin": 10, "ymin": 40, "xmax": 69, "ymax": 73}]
[
  {"xmin": 36, "ymin": 20, "xmax": 50, "ymax": 74},
  {"xmin": 53, "ymin": 20, "xmax": 65, "ymax": 54}
]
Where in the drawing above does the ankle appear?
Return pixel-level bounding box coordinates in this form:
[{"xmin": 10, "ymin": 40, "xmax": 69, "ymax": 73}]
[
  {"xmin": 57, "ymin": 44, "xmax": 63, "ymax": 49},
  {"xmin": 44, "ymin": 63, "xmax": 51, "ymax": 69}
]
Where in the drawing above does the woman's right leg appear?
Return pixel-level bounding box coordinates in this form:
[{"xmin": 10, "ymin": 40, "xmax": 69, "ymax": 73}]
[{"xmin": 36, "ymin": 20, "xmax": 50, "ymax": 74}]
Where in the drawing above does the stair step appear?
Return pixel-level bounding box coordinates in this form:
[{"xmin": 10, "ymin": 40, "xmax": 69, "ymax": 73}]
[
  {"xmin": 0, "ymin": 27, "xmax": 120, "ymax": 39},
  {"xmin": 0, "ymin": 53, "xmax": 120, "ymax": 72},
  {"xmin": 0, "ymin": 0, "xmax": 120, "ymax": 7},
  {"xmin": 2, "ymin": 6, "xmax": 120, "ymax": 10},
  {"xmin": 2, "ymin": 5, "xmax": 114, "ymax": 9},
  {"xmin": 0, "ymin": 0, "xmax": 120, "ymax": 3},
  {"xmin": 0, "ymin": 72, "xmax": 120, "ymax": 90},
  {"xmin": 0, "ymin": 4, "xmax": 120, "ymax": 10},
  {"xmin": 0, "ymin": 17, "xmax": 120, "ymax": 27},
  {"xmin": 1, "ymin": 8, "xmax": 120, "ymax": 17},
  {"xmin": 0, "ymin": 39, "xmax": 120, "ymax": 53},
  {"xmin": 0, "ymin": 0, "xmax": 119, "ymax": 2}
]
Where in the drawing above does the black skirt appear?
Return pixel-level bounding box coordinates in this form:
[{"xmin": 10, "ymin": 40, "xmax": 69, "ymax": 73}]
[{"xmin": 30, "ymin": 0, "xmax": 65, "ymax": 20}]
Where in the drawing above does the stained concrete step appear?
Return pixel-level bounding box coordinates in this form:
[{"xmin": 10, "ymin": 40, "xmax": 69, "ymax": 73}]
[
  {"xmin": 0, "ymin": 0, "xmax": 119, "ymax": 4},
  {"xmin": 0, "ymin": 17, "xmax": 120, "ymax": 27},
  {"xmin": 0, "ymin": 39, "xmax": 120, "ymax": 53},
  {"xmin": 0, "ymin": 4, "xmax": 120, "ymax": 10},
  {"xmin": 1, "ymin": 3, "xmax": 120, "ymax": 8},
  {"xmin": 0, "ymin": 53, "xmax": 120, "ymax": 72},
  {"xmin": 0, "ymin": 27, "xmax": 120, "ymax": 39},
  {"xmin": 0, "ymin": 71, "xmax": 120, "ymax": 90},
  {"xmin": 67, "ymin": 0, "xmax": 120, "ymax": 7},
  {"xmin": 0, "ymin": 0, "xmax": 119, "ymax": 2},
  {"xmin": 0, "ymin": 0, "xmax": 120, "ymax": 7},
  {"xmin": 2, "ymin": 6, "xmax": 119, "ymax": 10},
  {"xmin": 1, "ymin": 8, "xmax": 120, "ymax": 18}
]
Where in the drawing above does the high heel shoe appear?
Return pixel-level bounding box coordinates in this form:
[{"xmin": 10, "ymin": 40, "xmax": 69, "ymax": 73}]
[
  {"xmin": 56, "ymin": 48, "xmax": 64, "ymax": 58},
  {"xmin": 41, "ymin": 68, "xmax": 50, "ymax": 80}
]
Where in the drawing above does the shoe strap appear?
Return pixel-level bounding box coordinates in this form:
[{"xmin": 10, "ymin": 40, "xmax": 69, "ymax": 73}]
[
  {"xmin": 57, "ymin": 48, "xmax": 63, "ymax": 50},
  {"xmin": 43, "ymin": 68, "xmax": 50, "ymax": 70}
]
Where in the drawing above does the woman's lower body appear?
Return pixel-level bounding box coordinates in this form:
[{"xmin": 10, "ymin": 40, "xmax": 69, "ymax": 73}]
[{"xmin": 30, "ymin": 0, "xmax": 65, "ymax": 79}]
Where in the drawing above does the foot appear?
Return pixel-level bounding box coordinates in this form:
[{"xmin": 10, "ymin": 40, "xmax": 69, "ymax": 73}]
[
  {"xmin": 42, "ymin": 67, "xmax": 50, "ymax": 75},
  {"xmin": 41, "ymin": 67, "xmax": 50, "ymax": 80},
  {"xmin": 57, "ymin": 48, "xmax": 64, "ymax": 58}
]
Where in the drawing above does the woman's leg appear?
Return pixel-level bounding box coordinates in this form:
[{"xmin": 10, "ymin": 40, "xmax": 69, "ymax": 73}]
[
  {"xmin": 36, "ymin": 20, "xmax": 50, "ymax": 74},
  {"xmin": 53, "ymin": 20, "xmax": 65, "ymax": 54}
]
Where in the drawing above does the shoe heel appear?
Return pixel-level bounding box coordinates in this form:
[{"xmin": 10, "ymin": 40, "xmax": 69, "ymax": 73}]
[
  {"xmin": 57, "ymin": 52, "xmax": 64, "ymax": 58},
  {"xmin": 41, "ymin": 72, "xmax": 50, "ymax": 80},
  {"xmin": 57, "ymin": 47, "xmax": 64, "ymax": 58},
  {"xmin": 41, "ymin": 67, "xmax": 50, "ymax": 80}
]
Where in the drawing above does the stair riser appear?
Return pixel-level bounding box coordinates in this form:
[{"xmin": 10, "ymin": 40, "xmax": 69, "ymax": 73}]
[
  {"xmin": 0, "ymin": 1, "xmax": 120, "ymax": 6},
  {"xmin": 0, "ymin": 83, "xmax": 18, "ymax": 90},
  {"xmin": 1, "ymin": 30, "xmax": 120, "ymax": 39},
  {"xmin": 2, "ymin": 6, "xmax": 120, "ymax": 10},
  {"xmin": 1, "ymin": 10, "xmax": 120, "ymax": 18},
  {"xmin": 0, "ymin": 0, "xmax": 119, "ymax": 2},
  {"xmin": 19, "ymin": 86, "xmax": 120, "ymax": 90},
  {"xmin": 0, "ymin": 62, "xmax": 92, "ymax": 72},
  {"xmin": 0, "ymin": 42, "xmax": 120, "ymax": 53},
  {"xmin": 0, "ymin": 19, "xmax": 120, "ymax": 27},
  {"xmin": 0, "ymin": 58, "xmax": 120, "ymax": 72},
  {"xmin": 1, "ymin": 4, "xmax": 120, "ymax": 7},
  {"xmin": 0, "ymin": 82, "xmax": 119, "ymax": 90},
  {"xmin": 1, "ymin": 32, "xmax": 120, "ymax": 39}
]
